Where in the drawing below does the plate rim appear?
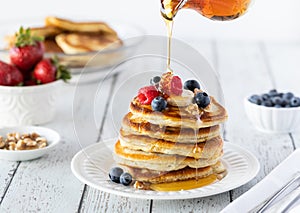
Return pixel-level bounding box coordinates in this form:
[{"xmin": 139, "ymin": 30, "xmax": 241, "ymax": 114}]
[{"xmin": 71, "ymin": 140, "xmax": 260, "ymax": 200}]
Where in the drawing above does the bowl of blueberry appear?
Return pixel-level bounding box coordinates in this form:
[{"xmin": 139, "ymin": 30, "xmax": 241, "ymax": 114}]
[{"xmin": 245, "ymin": 89, "xmax": 300, "ymax": 133}]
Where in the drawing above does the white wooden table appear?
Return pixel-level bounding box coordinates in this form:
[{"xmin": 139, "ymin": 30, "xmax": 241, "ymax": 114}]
[{"xmin": 0, "ymin": 39, "xmax": 300, "ymax": 212}]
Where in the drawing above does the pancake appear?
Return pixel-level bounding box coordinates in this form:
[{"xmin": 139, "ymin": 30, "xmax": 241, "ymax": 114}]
[
  {"xmin": 122, "ymin": 112, "xmax": 220, "ymax": 143},
  {"xmin": 124, "ymin": 161, "xmax": 226, "ymax": 184},
  {"xmin": 45, "ymin": 16, "xmax": 118, "ymax": 35},
  {"xmin": 114, "ymin": 141, "xmax": 222, "ymax": 171},
  {"xmin": 43, "ymin": 39, "xmax": 63, "ymax": 53},
  {"xmin": 5, "ymin": 26, "xmax": 63, "ymax": 49},
  {"xmin": 130, "ymin": 96, "xmax": 228, "ymax": 129},
  {"xmin": 55, "ymin": 32, "xmax": 122, "ymax": 54},
  {"xmin": 30, "ymin": 26, "xmax": 63, "ymax": 38},
  {"xmin": 119, "ymin": 130, "xmax": 223, "ymax": 159}
]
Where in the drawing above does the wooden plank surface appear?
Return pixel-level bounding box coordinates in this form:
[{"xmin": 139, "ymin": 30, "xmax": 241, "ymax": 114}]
[
  {"xmin": 217, "ymin": 41, "xmax": 295, "ymax": 201},
  {"xmin": 0, "ymin": 79, "xmax": 113, "ymax": 212}
]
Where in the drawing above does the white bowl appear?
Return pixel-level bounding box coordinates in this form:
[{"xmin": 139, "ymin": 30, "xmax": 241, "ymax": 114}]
[
  {"xmin": 0, "ymin": 80, "xmax": 63, "ymax": 127},
  {"xmin": 0, "ymin": 126, "xmax": 60, "ymax": 161},
  {"xmin": 244, "ymin": 97, "xmax": 300, "ymax": 133}
]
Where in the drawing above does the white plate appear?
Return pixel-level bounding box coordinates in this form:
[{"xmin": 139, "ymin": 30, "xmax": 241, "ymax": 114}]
[
  {"xmin": 0, "ymin": 126, "xmax": 60, "ymax": 161},
  {"xmin": 71, "ymin": 139, "xmax": 260, "ymax": 200}
]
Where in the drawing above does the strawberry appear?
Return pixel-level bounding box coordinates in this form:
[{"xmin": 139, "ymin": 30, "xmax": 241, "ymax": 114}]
[
  {"xmin": 159, "ymin": 72, "xmax": 183, "ymax": 96},
  {"xmin": 0, "ymin": 61, "xmax": 23, "ymax": 86},
  {"xmin": 10, "ymin": 27, "xmax": 44, "ymax": 73},
  {"xmin": 24, "ymin": 79, "xmax": 37, "ymax": 86},
  {"xmin": 137, "ymin": 86, "xmax": 159, "ymax": 105},
  {"xmin": 33, "ymin": 57, "xmax": 71, "ymax": 84}
]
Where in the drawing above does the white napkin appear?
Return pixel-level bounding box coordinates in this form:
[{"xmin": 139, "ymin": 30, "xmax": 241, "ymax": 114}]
[{"xmin": 221, "ymin": 149, "xmax": 300, "ymax": 213}]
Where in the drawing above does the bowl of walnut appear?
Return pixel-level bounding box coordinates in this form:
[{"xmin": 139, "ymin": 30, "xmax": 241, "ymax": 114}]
[{"xmin": 0, "ymin": 126, "xmax": 60, "ymax": 161}]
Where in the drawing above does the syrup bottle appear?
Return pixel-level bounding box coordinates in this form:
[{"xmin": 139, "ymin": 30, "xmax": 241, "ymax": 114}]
[{"xmin": 161, "ymin": 0, "xmax": 252, "ymax": 21}]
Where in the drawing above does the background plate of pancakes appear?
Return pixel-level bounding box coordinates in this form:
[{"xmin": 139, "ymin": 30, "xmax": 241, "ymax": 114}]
[
  {"xmin": 0, "ymin": 17, "xmax": 144, "ymax": 84},
  {"xmin": 71, "ymin": 138, "xmax": 260, "ymax": 200}
]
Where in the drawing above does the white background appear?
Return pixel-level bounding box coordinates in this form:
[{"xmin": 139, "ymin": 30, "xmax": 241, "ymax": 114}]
[{"xmin": 0, "ymin": 0, "xmax": 300, "ymax": 41}]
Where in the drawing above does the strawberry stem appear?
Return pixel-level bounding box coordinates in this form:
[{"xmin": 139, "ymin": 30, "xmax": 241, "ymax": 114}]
[
  {"xmin": 51, "ymin": 55, "xmax": 71, "ymax": 82},
  {"xmin": 15, "ymin": 26, "xmax": 44, "ymax": 47}
]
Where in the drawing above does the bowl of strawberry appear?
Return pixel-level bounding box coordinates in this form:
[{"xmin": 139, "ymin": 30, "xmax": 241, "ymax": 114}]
[{"xmin": 0, "ymin": 27, "xmax": 71, "ymax": 127}]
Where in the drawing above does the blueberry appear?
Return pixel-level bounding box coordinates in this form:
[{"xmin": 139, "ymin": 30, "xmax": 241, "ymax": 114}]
[
  {"xmin": 261, "ymin": 93, "xmax": 270, "ymax": 101},
  {"xmin": 285, "ymin": 104, "xmax": 291, "ymax": 108},
  {"xmin": 262, "ymin": 100, "xmax": 273, "ymax": 107},
  {"xmin": 249, "ymin": 95, "xmax": 262, "ymax": 105},
  {"xmin": 150, "ymin": 76, "xmax": 161, "ymax": 86},
  {"xmin": 184, "ymin": 80, "xmax": 200, "ymax": 92},
  {"xmin": 290, "ymin": 97, "xmax": 300, "ymax": 107},
  {"xmin": 268, "ymin": 89, "xmax": 278, "ymax": 97},
  {"xmin": 283, "ymin": 92, "xmax": 294, "ymax": 100},
  {"xmin": 274, "ymin": 104, "xmax": 281, "ymax": 108},
  {"xmin": 120, "ymin": 172, "xmax": 132, "ymax": 186},
  {"xmin": 151, "ymin": 96, "xmax": 167, "ymax": 111},
  {"xmin": 194, "ymin": 92, "xmax": 210, "ymax": 108},
  {"xmin": 109, "ymin": 167, "xmax": 124, "ymax": 183},
  {"xmin": 281, "ymin": 98, "xmax": 289, "ymax": 107},
  {"xmin": 271, "ymin": 97, "xmax": 282, "ymax": 105}
]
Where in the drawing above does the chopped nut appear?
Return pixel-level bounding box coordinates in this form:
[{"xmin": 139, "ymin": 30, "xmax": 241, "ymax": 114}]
[
  {"xmin": 38, "ymin": 142, "xmax": 47, "ymax": 148},
  {"xmin": 35, "ymin": 137, "xmax": 47, "ymax": 143},
  {"xmin": 21, "ymin": 133, "xmax": 30, "ymax": 139},
  {"xmin": 0, "ymin": 132, "xmax": 48, "ymax": 151},
  {"xmin": 183, "ymin": 103, "xmax": 200, "ymax": 116},
  {"xmin": 26, "ymin": 140, "xmax": 37, "ymax": 147},
  {"xmin": 134, "ymin": 181, "xmax": 150, "ymax": 190},
  {"xmin": 16, "ymin": 140, "xmax": 26, "ymax": 150},
  {"xmin": 0, "ymin": 141, "xmax": 5, "ymax": 149},
  {"xmin": 8, "ymin": 142, "xmax": 16, "ymax": 150},
  {"xmin": 15, "ymin": 132, "xmax": 20, "ymax": 140},
  {"xmin": 30, "ymin": 132, "xmax": 40, "ymax": 140}
]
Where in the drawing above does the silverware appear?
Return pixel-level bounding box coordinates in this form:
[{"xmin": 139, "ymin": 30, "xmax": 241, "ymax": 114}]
[
  {"xmin": 249, "ymin": 172, "xmax": 300, "ymax": 213},
  {"xmin": 281, "ymin": 190, "xmax": 300, "ymax": 213}
]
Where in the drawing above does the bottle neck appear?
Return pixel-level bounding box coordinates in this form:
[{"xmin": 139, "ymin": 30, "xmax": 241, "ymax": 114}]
[{"xmin": 161, "ymin": 0, "xmax": 187, "ymax": 20}]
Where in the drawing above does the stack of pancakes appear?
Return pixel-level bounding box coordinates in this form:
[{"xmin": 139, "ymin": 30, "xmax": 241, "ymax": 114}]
[{"xmin": 114, "ymin": 91, "xmax": 228, "ymax": 189}]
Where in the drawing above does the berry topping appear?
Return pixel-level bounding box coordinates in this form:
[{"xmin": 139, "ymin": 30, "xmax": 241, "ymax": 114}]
[
  {"xmin": 194, "ymin": 92, "xmax": 210, "ymax": 108},
  {"xmin": 290, "ymin": 97, "xmax": 300, "ymax": 107},
  {"xmin": 137, "ymin": 86, "xmax": 159, "ymax": 105},
  {"xmin": 150, "ymin": 76, "xmax": 161, "ymax": 86},
  {"xmin": 170, "ymin": 76, "xmax": 183, "ymax": 95},
  {"xmin": 159, "ymin": 72, "xmax": 183, "ymax": 96},
  {"xmin": 184, "ymin": 80, "xmax": 200, "ymax": 92},
  {"xmin": 120, "ymin": 172, "xmax": 133, "ymax": 186},
  {"xmin": 109, "ymin": 167, "xmax": 124, "ymax": 183},
  {"xmin": 151, "ymin": 96, "xmax": 167, "ymax": 111}
]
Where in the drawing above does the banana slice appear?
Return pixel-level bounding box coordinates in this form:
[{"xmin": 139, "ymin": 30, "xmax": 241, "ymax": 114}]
[{"xmin": 167, "ymin": 90, "xmax": 194, "ymax": 107}]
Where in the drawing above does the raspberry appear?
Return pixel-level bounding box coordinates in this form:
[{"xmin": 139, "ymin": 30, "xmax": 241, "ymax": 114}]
[
  {"xmin": 137, "ymin": 86, "xmax": 159, "ymax": 105},
  {"xmin": 170, "ymin": 76, "xmax": 183, "ymax": 95},
  {"xmin": 159, "ymin": 72, "xmax": 183, "ymax": 96}
]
